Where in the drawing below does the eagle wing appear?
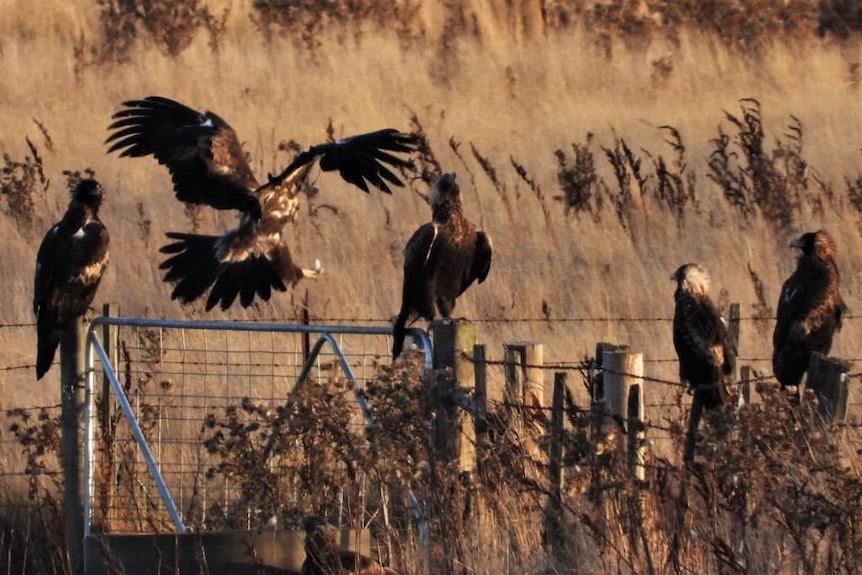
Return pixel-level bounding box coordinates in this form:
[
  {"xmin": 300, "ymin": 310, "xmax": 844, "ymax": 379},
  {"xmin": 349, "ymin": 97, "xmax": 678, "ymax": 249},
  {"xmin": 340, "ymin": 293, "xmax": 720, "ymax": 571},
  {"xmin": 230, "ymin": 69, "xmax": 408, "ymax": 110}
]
[
  {"xmin": 33, "ymin": 223, "xmax": 63, "ymax": 317},
  {"xmin": 106, "ymin": 96, "xmax": 261, "ymax": 213},
  {"xmin": 465, "ymin": 230, "xmax": 492, "ymax": 292},
  {"xmin": 269, "ymin": 128, "xmax": 417, "ymax": 194}
]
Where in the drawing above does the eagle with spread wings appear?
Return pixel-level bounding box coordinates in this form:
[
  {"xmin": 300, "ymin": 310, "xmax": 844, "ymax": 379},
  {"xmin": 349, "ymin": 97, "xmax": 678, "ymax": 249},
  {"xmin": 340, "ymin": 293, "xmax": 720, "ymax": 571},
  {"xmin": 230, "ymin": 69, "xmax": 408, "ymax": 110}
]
[
  {"xmin": 392, "ymin": 172, "xmax": 492, "ymax": 359},
  {"xmin": 772, "ymin": 230, "xmax": 847, "ymax": 389},
  {"xmin": 34, "ymin": 179, "xmax": 110, "ymax": 380},
  {"xmin": 106, "ymin": 96, "xmax": 416, "ymax": 311},
  {"xmin": 299, "ymin": 516, "xmax": 400, "ymax": 575}
]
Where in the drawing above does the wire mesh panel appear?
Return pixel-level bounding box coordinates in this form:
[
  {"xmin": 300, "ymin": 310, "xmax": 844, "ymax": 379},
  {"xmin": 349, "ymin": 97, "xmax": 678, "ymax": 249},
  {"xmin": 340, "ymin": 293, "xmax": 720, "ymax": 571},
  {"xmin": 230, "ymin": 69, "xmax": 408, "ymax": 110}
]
[{"xmin": 83, "ymin": 318, "xmax": 431, "ymax": 534}]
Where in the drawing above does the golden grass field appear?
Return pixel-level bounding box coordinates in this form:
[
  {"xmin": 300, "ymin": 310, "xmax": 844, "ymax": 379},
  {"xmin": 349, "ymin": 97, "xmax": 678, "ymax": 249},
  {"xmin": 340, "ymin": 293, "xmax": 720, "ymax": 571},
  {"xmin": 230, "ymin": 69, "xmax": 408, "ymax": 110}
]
[
  {"xmin": 2, "ymin": 1, "xmax": 861, "ymax": 405},
  {"xmin": 0, "ymin": 1, "xmax": 861, "ymax": 571}
]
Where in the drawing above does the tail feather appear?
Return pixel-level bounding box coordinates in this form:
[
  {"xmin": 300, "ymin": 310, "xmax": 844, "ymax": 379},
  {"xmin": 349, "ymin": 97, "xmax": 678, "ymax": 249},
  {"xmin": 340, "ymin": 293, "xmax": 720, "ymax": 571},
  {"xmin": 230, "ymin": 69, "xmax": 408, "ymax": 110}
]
[
  {"xmin": 392, "ymin": 308, "xmax": 410, "ymax": 360},
  {"xmin": 35, "ymin": 319, "xmax": 61, "ymax": 380},
  {"xmin": 159, "ymin": 232, "xmax": 288, "ymax": 311}
]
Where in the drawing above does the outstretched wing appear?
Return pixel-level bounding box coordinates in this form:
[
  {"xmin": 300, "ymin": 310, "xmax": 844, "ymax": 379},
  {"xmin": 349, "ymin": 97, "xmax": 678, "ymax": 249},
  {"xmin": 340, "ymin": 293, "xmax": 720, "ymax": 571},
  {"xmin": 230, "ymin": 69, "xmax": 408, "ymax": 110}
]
[
  {"xmin": 106, "ymin": 96, "xmax": 261, "ymax": 214},
  {"xmin": 270, "ymin": 128, "xmax": 417, "ymax": 194}
]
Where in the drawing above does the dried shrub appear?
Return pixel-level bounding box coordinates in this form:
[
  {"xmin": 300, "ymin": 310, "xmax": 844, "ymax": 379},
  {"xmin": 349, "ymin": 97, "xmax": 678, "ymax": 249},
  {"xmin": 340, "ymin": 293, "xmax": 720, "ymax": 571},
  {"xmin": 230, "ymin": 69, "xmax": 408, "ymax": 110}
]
[
  {"xmin": 554, "ymin": 133, "xmax": 600, "ymax": 220},
  {"xmin": 708, "ymin": 98, "xmax": 811, "ymax": 233},
  {"xmin": 603, "ymin": 135, "xmax": 646, "ymax": 234},
  {"xmin": 89, "ymin": 0, "xmax": 221, "ymax": 65},
  {"xmin": 0, "ymin": 137, "xmax": 47, "ymax": 230}
]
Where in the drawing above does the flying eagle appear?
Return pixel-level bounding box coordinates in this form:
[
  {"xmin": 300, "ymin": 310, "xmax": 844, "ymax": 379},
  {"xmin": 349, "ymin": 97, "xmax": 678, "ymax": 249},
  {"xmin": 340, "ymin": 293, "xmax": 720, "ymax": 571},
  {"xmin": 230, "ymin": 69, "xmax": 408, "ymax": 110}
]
[
  {"xmin": 105, "ymin": 96, "xmax": 416, "ymax": 311},
  {"xmin": 392, "ymin": 172, "xmax": 493, "ymax": 359},
  {"xmin": 33, "ymin": 179, "xmax": 110, "ymax": 380},
  {"xmin": 671, "ymin": 263, "xmax": 735, "ymax": 464},
  {"xmin": 772, "ymin": 230, "xmax": 847, "ymax": 389},
  {"xmin": 298, "ymin": 515, "xmax": 400, "ymax": 575}
]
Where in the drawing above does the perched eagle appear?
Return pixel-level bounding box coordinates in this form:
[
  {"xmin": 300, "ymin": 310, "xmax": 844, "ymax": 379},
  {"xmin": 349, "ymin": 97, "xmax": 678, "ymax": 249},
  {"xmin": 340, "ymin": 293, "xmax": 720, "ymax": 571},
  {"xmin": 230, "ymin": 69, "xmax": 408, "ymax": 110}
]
[
  {"xmin": 392, "ymin": 172, "xmax": 493, "ymax": 359},
  {"xmin": 105, "ymin": 96, "xmax": 416, "ymax": 311},
  {"xmin": 772, "ymin": 230, "xmax": 847, "ymax": 389},
  {"xmin": 298, "ymin": 516, "xmax": 400, "ymax": 575},
  {"xmin": 33, "ymin": 179, "xmax": 110, "ymax": 380},
  {"xmin": 671, "ymin": 263, "xmax": 735, "ymax": 410}
]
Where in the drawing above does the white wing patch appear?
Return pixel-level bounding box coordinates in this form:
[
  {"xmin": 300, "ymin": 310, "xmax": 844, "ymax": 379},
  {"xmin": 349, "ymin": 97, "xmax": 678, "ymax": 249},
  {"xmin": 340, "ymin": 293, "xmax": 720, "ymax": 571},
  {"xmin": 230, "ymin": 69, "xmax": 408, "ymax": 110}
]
[{"xmin": 72, "ymin": 227, "xmax": 86, "ymax": 239}]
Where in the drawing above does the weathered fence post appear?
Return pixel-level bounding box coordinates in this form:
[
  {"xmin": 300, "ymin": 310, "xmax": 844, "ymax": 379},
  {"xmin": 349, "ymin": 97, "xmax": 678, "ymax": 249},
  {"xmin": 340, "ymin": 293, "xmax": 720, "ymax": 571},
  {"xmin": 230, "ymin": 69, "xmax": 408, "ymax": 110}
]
[
  {"xmin": 473, "ymin": 344, "xmax": 488, "ymax": 474},
  {"xmin": 503, "ymin": 342, "xmax": 544, "ymax": 445},
  {"xmin": 740, "ymin": 365, "xmax": 751, "ymax": 407},
  {"xmin": 430, "ymin": 319, "xmax": 477, "ymax": 474},
  {"xmin": 543, "ymin": 372, "xmax": 566, "ymax": 555},
  {"xmin": 61, "ymin": 317, "xmax": 87, "ymax": 574},
  {"xmin": 602, "ymin": 349, "xmax": 645, "ymax": 481},
  {"xmin": 727, "ymin": 303, "xmax": 740, "ymax": 378},
  {"xmin": 805, "ymin": 353, "xmax": 851, "ymax": 423}
]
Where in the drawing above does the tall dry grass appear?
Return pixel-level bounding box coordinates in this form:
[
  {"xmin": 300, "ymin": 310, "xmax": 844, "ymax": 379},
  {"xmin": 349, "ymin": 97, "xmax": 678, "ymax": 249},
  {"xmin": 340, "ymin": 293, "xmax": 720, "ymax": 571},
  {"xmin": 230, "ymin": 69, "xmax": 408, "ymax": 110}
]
[{"xmin": 0, "ymin": 0, "xmax": 861, "ymax": 572}]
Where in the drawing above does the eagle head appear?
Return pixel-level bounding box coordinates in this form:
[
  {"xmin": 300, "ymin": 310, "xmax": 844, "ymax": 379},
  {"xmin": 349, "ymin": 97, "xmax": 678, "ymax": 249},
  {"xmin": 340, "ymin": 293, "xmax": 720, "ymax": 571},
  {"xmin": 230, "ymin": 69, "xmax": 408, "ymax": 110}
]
[
  {"xmin": 671, "ymin": 263, "xmax": 710, "ymax": 298},
  {"xmin": 790, "ymin": 229, "xmax": 837, "ymax": 263},
  {"xmin": 71, "ymin": 178, "xmax": 104, "ymax": 206},
  {"xmin": 430, "ymin": 172, "xmax": 458, "ymax": 207}
]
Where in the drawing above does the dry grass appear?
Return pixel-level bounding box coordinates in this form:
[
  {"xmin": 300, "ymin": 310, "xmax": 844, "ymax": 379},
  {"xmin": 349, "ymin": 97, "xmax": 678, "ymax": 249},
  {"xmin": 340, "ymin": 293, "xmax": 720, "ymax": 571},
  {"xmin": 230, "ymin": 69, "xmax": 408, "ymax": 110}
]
[{"xmin": 0, "ymin": 0, "xmax": 861, "ymax": 572}]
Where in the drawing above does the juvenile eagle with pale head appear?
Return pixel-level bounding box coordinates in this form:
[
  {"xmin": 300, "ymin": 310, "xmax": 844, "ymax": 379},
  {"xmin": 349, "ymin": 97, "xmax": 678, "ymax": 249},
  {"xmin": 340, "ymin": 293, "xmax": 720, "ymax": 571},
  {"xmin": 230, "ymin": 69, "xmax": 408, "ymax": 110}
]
[
  {"xmin": 392, "ymin": 172, "xmax": 492, "ymax": 359},
  {"xmin": 671, "ymin": 263, "xmax": 735, "ymax": 409},
  {"xmin": 34, "ymin": 179, "xmax": 110, "ymax": 380},
  {"xmin": 106, "ymin": 96, "xmax": 416, "ymax": 311},
  {"xmin": 772, "ymin": 230, "xmax": 847, "ymax": 389}
]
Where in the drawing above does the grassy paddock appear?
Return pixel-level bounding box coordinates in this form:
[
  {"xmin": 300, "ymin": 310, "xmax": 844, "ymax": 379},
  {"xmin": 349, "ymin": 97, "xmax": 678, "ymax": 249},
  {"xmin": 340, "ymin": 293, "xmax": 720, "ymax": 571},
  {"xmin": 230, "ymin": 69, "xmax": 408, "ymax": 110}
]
[{"xmin": 1, "ymin": 0, "xmax": 861, "ymax": 572}]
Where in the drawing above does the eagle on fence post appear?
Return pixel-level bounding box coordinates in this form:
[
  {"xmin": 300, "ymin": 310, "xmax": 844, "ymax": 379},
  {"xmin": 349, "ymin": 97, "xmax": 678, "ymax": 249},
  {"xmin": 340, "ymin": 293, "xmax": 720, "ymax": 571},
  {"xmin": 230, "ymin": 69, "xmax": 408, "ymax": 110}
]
[
  {"xmin": 33, "ymin": 178, "xmax": 110, "ymax": 380},
  {"xmin": 392, "ymin": 172, "xmax": 492, "ymax": 359},
  {"xmin": 105, "ymin": 96, "xmax": 417, "ymax": 311},
  {"xmin": 772, "ymin": 229, "xmax": 847, "ymax": 391},
  {"xmin": 298, "ymin": 515, "xmax": 400, "ymax": 575},
  {"xmin": 670, "ymin": 263, "xmax": 735, "ymax": 464}
]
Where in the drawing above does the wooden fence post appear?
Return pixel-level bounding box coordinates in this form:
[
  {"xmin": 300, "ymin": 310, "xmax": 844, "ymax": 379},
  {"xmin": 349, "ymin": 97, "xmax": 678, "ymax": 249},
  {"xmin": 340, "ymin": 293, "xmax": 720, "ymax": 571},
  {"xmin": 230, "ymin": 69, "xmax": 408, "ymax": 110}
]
[
  {"xmin": 60, "ymin": 317, "xmax": 87, "ymax": 574},
  {"xmin": 740, "ymin": 365, "xmax": 751, "ymax": 407},
  {"xmin": 805, "ymin": 353, "xmax": 851, "ymax": 423},
  {"xmin": 543, "ymin": 372, "xmax": 566, "ymax": 555},
  {"xmin": 503, "ymin": 342, "xmax": 544, "ymax": 441},
  {"xmin": 602, "ymin": 349, "xmax": 645, "ymax": 481},
  {"xmin": 473, "ymin": 344, "xmax": 488, "ymax": 475},
  {"xmin": 727, "ymin": 303, "xmax": 740, "ymax": 379},
  {"xmin": 429, "ymin": 319, "xmax": 477, "ymax": 474}
]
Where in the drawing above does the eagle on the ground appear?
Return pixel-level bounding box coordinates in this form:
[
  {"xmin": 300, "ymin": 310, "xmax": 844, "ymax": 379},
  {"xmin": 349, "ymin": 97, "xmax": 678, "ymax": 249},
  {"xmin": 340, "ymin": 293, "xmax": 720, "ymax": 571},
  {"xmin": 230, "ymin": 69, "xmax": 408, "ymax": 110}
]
[
  {"xmin": 105, "ymin": 96, "xmax": 417, "ymax": 311},
  {"xmin": 392, "ymin": 172, "xmax": 492, "ymax": 359},
  {"xmin": 298, "ymin": 515, "xmax": 400, "ymax": 575},
  {"xmin": 33, "ymin": 178, "xmax": 110, "ymax": 380},
  {"xmin": 671, "ymin": 263, "xmax": 735, "ymax": 410},
  {"xmin": 772, "ymin": 230, "xmax": 847, "ymax": 389}
]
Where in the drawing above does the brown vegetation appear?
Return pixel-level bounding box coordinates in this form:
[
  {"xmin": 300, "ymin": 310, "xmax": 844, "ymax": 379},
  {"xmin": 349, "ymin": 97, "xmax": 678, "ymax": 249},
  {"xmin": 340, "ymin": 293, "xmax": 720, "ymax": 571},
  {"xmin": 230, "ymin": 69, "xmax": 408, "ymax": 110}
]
[{"xmin": 1, "ymin": 0, "xmax": 861, "ymax": 573}]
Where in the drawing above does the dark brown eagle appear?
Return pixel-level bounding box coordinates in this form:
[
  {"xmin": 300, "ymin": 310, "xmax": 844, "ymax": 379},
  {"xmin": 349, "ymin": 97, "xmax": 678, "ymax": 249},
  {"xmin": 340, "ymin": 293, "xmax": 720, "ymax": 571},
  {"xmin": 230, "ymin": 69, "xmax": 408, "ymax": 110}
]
[
  {"xmin": 33, "ymin": 179, "xmax": 110, "ymax": 380},
  {"xmin": 105, "ymin": 96, "xmax": 416, "ymax": 311},
  {"xmin": 671, "ymin": 263, "xmax": 735, "ymax": 409},
  {"xmin": 671, "ymin": 263, "xmax": 736, "ymax": 464},
  {"xmin": 772, "ymin": 230, "xmax": 847, "ymax": 389},
  {"xmin": 298, "ymin": 516, "xmax": 400, "ymax": 575},
  {"xmin": 392, "ymin": 172, "xmax": 492, "ymax": 359}
]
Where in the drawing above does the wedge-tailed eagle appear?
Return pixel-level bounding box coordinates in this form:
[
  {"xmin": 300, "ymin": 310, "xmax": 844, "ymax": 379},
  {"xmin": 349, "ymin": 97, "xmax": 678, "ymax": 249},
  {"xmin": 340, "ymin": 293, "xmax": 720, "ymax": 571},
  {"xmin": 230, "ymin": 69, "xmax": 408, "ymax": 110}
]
[
  {"xmin": 772, "ymin": 230, "xmax": 847, "ymax": 389},
  {"xmin": 671, "ymin": 263, "xmax": 736, "ymax": 464},
  {"xmin": 105, "ymin": 96, "xmax": 416, "ymax": 311},
  {"xmin": 299, "ymin": 515, "xmax": 399, "ymax": 575},
  {"xmin": 392, "ymin": 172, "xmax": 492, "ymax": 359},
  {"xmin": 34, "ymin": 179, "xmax": 110, "ymax": 380}
]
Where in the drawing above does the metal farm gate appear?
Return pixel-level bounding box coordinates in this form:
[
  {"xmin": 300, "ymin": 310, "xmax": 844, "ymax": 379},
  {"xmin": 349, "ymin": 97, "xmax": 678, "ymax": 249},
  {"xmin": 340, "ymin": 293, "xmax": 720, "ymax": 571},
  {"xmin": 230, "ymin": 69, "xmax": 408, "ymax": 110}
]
[{"xmin": 81, "ymin": 317, "xmax": 432, "ymax": 538}]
